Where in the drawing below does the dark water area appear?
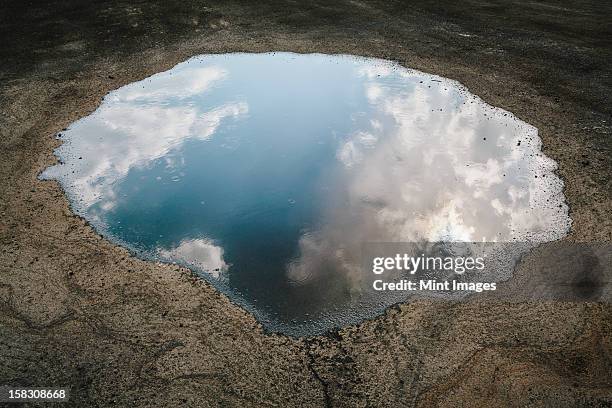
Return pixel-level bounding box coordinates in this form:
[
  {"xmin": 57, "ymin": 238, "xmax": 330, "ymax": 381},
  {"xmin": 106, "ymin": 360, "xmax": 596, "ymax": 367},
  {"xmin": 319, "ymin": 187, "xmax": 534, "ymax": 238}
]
[{"xmin": 42, "ymin": 53, "xmax": 570, "ymax": 335}]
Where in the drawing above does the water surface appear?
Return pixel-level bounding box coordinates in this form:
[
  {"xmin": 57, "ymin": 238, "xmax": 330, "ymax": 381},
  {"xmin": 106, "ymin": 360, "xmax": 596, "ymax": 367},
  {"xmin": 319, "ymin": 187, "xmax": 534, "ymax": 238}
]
[{"xmin": 43, "ymin": 53, "xmax": 570, "ymax": 335}]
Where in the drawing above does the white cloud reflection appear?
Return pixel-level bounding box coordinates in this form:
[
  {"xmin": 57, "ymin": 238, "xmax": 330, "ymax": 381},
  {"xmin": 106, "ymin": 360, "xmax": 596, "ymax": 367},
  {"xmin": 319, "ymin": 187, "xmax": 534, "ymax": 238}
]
[
  {"xmin": 290, "ymin": 65, "xmax": 570, "ymax": 289},
  {"xmin": 43, "ymin": 65, "xmax": 247, "ymax": 210},
  {"xmin": 158, "ymin": 238, "xmax": 228, "ymax": 278},
  {"xmin": 112, "ymin": 66, "xmax": 227, "ymax": 102}
]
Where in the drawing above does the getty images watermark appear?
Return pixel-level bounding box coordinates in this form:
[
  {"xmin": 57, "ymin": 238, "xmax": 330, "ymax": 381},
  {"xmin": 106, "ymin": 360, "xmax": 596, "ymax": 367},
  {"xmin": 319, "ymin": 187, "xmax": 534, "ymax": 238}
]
[
  {"xmin": 371, "ymin": 252, "xmax": 495, "ymax": 292},
  {"xmin": 362, "ymin": 242, "xmax": 612, "ymax": 301}
]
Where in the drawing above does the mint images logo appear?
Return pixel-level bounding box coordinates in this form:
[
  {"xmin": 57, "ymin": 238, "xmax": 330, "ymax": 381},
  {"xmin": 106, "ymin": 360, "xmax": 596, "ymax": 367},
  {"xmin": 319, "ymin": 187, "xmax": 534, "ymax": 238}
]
[{"xmin": 372, "ymin": 278, "xmax": 497, "ymax": 293}]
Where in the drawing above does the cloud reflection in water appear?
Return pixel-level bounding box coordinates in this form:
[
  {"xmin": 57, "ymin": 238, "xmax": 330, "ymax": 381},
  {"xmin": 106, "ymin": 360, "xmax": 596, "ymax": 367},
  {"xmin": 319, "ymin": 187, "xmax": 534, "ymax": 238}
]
[{"xmin": 42, "ymin": 53, "xmax": 570, "ymax": 335}]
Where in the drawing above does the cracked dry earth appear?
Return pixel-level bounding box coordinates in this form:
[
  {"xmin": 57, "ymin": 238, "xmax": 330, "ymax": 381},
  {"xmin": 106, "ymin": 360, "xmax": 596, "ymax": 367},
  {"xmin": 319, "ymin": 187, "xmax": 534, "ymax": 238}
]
[{"xmin": 1, "ymin": 0, "xmax": 611, "ymax": 407}]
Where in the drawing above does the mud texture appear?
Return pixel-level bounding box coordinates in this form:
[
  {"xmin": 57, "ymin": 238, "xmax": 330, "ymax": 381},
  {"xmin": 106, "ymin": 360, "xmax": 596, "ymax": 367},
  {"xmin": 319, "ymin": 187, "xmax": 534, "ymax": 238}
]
[{"xmin": 1, "ymin": 1, "xmax": 611, "ymax": 407}]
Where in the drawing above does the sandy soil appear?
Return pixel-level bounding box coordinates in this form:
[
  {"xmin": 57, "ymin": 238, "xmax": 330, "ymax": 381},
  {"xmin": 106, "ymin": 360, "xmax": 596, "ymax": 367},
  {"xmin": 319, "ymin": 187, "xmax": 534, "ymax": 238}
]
[{"xmin": 0, "ymin": 1, "xmax": 611, "ymax": 406}]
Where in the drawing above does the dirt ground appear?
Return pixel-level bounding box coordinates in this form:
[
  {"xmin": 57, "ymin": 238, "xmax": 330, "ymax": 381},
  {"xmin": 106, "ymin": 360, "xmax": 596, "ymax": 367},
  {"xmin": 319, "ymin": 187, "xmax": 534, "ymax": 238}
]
[{"xmin": 1, "ymin": 0, "xmax": 611, "ymax": 406}]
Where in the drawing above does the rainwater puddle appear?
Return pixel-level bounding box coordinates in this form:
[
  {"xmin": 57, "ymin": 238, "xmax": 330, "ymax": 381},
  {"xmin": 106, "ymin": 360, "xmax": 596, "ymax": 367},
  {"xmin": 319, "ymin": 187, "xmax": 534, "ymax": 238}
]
[{"xmin": 42, "ymin": 53, "xmax": 571, "ymax": 335}]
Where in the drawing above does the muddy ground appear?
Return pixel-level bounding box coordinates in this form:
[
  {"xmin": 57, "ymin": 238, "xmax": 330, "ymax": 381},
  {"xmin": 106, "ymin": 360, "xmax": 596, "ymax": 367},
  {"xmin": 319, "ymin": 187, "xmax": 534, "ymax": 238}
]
[{"xmin": 1, "ymin": 0, "xmax": 611, "ymax": 406}]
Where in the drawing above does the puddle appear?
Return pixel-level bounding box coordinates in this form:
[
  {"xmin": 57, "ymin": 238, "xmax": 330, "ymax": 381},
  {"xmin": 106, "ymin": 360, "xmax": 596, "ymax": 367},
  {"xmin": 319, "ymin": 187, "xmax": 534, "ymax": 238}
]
[{"xmin": 42, "ymin": 53, "xmax": 571, "ymax": 335}]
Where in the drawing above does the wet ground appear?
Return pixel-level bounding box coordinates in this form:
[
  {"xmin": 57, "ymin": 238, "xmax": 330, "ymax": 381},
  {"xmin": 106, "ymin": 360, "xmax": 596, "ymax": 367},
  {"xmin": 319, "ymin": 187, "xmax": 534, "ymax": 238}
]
[{"xmin": 1, "ymin": 1, "xmax": 611, "ymax": 406}]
